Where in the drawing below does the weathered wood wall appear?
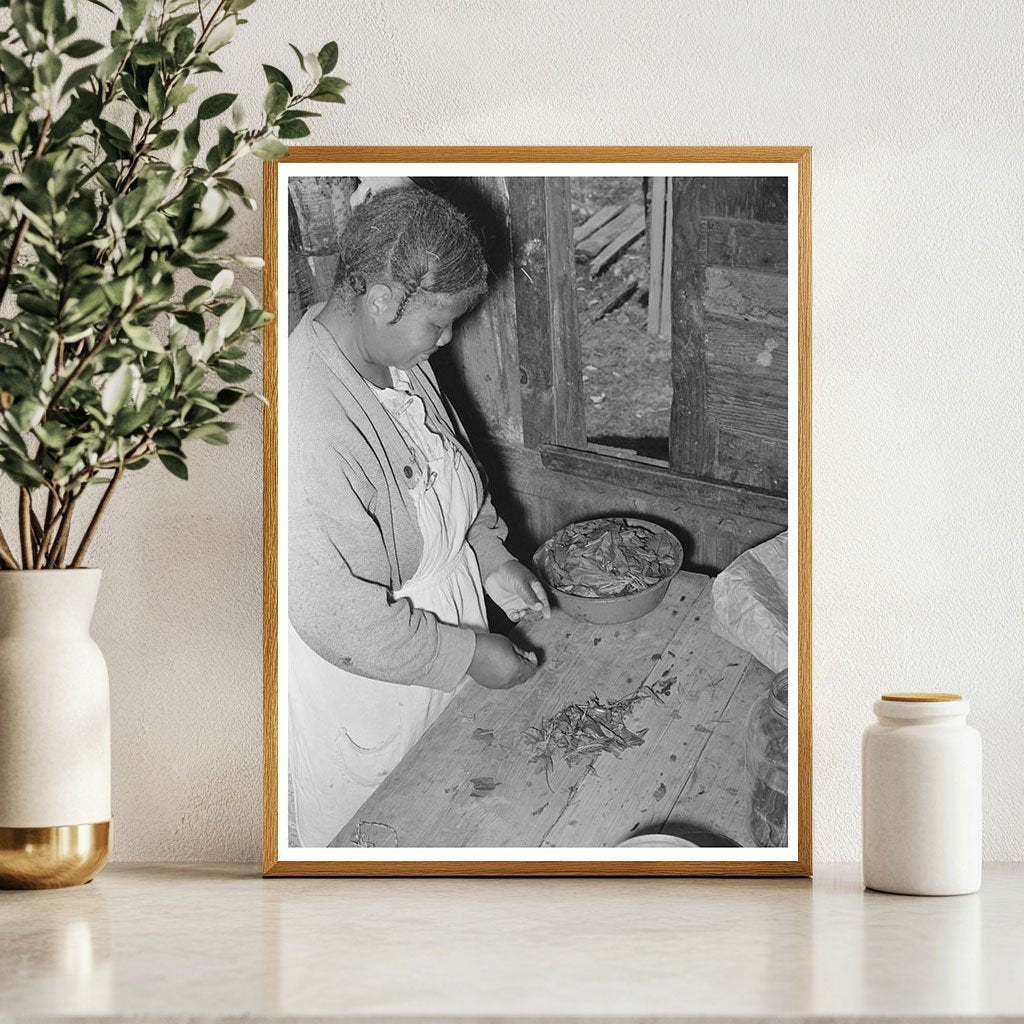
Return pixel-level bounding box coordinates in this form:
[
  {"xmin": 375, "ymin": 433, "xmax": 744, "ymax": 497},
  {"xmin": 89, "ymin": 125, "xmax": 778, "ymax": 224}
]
[
  {"xmin": 286, "ymin": 176, "xmax": 356, "ymax": 332},
  {"xmin": 670, "ymin": 178, "xmax": 789, "ymax": 493},
  {"xmin": 428, "ymin": 178, "xmax": 524, "ymax": 448}
]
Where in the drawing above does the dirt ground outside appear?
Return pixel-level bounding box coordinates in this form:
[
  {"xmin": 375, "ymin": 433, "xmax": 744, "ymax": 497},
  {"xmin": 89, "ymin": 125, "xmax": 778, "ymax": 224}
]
[{"xmin": 571, "ymin": 176, "xmax": 672, "ymax": 463}]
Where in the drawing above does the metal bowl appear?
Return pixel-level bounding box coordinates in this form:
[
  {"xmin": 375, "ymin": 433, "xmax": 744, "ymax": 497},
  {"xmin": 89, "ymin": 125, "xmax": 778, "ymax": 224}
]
[{"xmin": 532, "ymin": 517, "xmax": 684, "ymax": 625}]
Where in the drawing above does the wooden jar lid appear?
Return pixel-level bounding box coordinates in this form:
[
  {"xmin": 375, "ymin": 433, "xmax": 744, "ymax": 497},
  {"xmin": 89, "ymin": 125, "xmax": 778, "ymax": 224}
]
[{"xmin": 881, "ymin": 692, "xmax": 962, "ymax": 702}]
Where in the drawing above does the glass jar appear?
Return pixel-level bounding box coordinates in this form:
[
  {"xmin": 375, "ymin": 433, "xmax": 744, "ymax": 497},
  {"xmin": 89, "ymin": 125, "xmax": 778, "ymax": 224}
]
[{"xmin": 745, "ymin": 669, "xmax": 788, "ymax": 847}]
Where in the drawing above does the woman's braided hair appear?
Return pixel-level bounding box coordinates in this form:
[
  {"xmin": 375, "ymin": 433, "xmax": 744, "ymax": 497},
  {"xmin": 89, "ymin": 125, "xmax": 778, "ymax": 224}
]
[{"xmin": 336, "ymin": 186, "xmax": 488, "ymax": 323}]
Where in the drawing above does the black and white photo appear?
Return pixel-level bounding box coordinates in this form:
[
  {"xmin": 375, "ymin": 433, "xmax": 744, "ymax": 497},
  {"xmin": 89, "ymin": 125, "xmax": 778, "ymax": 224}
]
[{"xmin": 263, "ymin": 150, "xmax": 811, "ymax": 876}]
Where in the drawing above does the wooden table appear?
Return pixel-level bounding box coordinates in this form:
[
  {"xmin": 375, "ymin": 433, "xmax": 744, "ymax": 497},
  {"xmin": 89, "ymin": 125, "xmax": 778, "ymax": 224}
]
[{"xmin": 331, "ymin": 571, "xmax": 776, "ymax": 849}]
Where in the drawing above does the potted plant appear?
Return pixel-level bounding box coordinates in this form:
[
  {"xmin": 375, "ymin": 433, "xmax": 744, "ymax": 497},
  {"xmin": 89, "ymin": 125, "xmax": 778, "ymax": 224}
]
[{"xmin": 0, "ymin": 0, "xmax": 344, "ymax": 887}]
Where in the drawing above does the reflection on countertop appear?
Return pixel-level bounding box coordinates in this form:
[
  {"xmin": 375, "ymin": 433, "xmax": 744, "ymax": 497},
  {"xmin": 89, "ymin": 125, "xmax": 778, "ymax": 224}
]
[{"xmin": 2, "ymin": 863, "xmax": 1021, "ymax": 1020}]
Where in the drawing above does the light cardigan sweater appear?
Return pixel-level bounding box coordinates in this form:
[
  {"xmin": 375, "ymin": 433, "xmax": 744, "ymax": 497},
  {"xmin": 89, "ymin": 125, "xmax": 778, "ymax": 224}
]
[{"xmin": 288, "ymin": 304, "xmax": 514, "ymax": 692}]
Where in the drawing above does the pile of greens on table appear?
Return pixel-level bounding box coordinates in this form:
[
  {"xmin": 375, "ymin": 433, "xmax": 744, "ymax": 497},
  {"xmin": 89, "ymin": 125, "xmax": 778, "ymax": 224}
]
[{"xmin": 537, "ymin": 518, "xmax": 677, "ymax": 598}]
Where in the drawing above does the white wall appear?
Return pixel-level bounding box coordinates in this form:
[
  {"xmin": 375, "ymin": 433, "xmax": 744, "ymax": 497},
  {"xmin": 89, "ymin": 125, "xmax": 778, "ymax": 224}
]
[{"xmin": 67, "ymin": 0, "xmax": 1024, "ymax": 862}]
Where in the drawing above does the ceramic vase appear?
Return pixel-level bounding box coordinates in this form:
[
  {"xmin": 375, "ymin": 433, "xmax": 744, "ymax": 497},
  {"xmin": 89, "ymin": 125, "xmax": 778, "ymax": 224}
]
[
  {"xmin": 0, "ymin": 569, "xmax": 111, "ymax": 888},
  {"xmin": 862, "ymin": 692, "xmax": 982, "ymax": 896}
]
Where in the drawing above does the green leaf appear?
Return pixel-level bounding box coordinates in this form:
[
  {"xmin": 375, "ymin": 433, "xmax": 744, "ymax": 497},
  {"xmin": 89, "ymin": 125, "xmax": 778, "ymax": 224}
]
[
  {"xmin": 309, "ymin": 88, "xmax": 346, "ymax": 104},
  {"xmin": 264, "ymin": 81, "xmax": 288, "ymax": 118},
  {"xmin": 317, "ymin": 41, "xmax": 339, "ymax": 75},
  {"xmin": 196, "ymin": 186, "xmax": 227, "ymax": 228},
  {"xmin": 98, "ymin": 118, "xmax": 132, "ymax": 148},
  {"xmin": 96, "ymin": 43, "xmax": 127, "ymax": 80},
  {"xmin": 158, "ymin": 452, "xmax": 188, "ymax": 479},
  {"xmin": 198, "ymin": 91, "xmax": 236, "ymax": 119},
  {"xmin": 156, "ymin": 359, "xmax": 173, "ymax": 392},
  {"xmin": 1, "ymin": 456, "xmax": 46, "ymax": 487},
  {"xmin": 61, "ymin": 202, "xmax": 97, "ymax": 240},
  {"xmin": 318, "ymin": 75, "xmax": 349, "ymax": 93},
  {"xmin": 214, "ymin": 362, "xmax": 251, "ymax": 384},
  {"xmin": 0, "ymin": 421, "xmax": 30, "ymax": 457},
  {"xmin": 42, "ymin": 0, "xmax": 66, "ymax": 33},
  {"xmin": 166, "ymin": 82, "xmax": 199, "ymax": 107},
  {"xmin": 168, "ymin": 118, "xmax": 201, "ymax": 170},
  {"xmin": 10, "ymin": 399, "xmax": 45, "ymax": 432},
  {"xmin": 149, "ymin": 128, "xmax": 177, "ymax": 149},
  {"xmin": 121, "ymin": 0, "xmax": 152, "ymax": 33},
  {"xmin": 299, "ymin": 50, "xmax": 321, "ymax": 80},
  {"xmin": 114, "ymin": 187, "xmax": 148, "ymax": 228},
  {"xmin": 34, "ymin": 421, "xmax": 70, "ymax": 449},
  {"xmin": 17, "ymin": 292, "xmax": 58, "ymax": 317},
  {"xmin": 210, "ymin": 269, "xmax": 234, "ymax": 294},
  {"xmin": 60, "ymin": 62, "xmax": 97, "ymax": 96},
  {"xmin": 101, "ymin": 365, "xmax": 133, "ymax": 415},
  {"xmin": 112, "ymin": 404, "xmax": 152, "ymax": 435},
  {"xmin": 102, "ymin": 277, "xmax": 134, "ymax": 309},
  {"xmin": 0, "ymin": 347, "xmax": 30, "ymax": 371},
  {"xmin": 181, "ymin": 365, "xmax": 206, "ymax": 391},
  {"xmin": 251, "ymin": 138, "xmax": 287, "ymax": 160},
  {"xmin": 172, "ymin": 26, "xmax": 196, "ymax": 65},
  {"xmin": 132, "ymin": 42, "xmax": 168, "ymax": 66},
  {"xmin": 63, "ymin": 38, "xmax": 104, "ymax": 58},
  {"xmin": 38, "ymin": 51, "xmax": 62, "ymax": 86},
  {"xmin": 277, "ymin": 120, "xmax": 310, "ymax": 140},
  {"xmin": 56, "ymin": 12, "xmax": 78, "ymax": 41},
  {"xmin": 189, "ymin": 422, "xmax": 231, "ymax": 445},
  {"xmin": 0, "ymin": 49, "xmax": 33, "ymax": 86},
  {"xmin": 147, "ymin": 74, "xmax": 166, "ymax": 117},
  {"xmin": 215, "ymin": 388, "xmax": 247, "ymax": 408},
  {"xmin": 262, "ymin": 64, "xmax": 292, "ymax": 94},
  {"xmin": 182, "ymin": 285, "xmax": 211, "ymax": 310},
  {"xmin": 203, "ymin": 15, "xmax": 236, "ymax": 53},
  {"xmin": 123, "ymin": 322, "xmax": 164, "ymax": 353},
  {"xmin": 218, "ymin": 296, "xmax": 247, "ymax": 335},
  {"xmin": 10, "ymin": 0, "xmax": 44, "ymax": 51}
]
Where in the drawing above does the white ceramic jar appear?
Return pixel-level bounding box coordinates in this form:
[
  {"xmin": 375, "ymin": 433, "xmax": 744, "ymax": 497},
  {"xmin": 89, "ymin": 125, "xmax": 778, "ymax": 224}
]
[{"xmin": 862, "ymin": 693, "xmax": 981, "ymax": 896}]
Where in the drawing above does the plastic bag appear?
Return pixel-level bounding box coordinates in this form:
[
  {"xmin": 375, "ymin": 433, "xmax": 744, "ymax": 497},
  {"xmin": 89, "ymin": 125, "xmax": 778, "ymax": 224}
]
[{"xmin": 711, "ymin": 532, "xmax": 788, "ymax": 672}]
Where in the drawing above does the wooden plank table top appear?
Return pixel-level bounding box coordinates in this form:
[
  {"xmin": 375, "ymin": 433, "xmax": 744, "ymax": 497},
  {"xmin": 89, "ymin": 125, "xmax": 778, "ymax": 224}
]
[{"xmin": 330, "ymin": 571, "xmax": 776, "ymax": 849}]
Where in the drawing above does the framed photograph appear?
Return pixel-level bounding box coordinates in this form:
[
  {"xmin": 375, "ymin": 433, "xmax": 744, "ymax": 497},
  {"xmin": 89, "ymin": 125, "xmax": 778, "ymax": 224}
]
[{"xmin": 263, "ymin": 147, "xmax": 811, "ymax": 877}]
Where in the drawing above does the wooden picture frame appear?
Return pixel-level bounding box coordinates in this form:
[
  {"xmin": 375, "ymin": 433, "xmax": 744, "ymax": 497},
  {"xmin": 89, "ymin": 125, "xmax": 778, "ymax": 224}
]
[{"xmin": 263, "ymin": 147, "xmax": 812, "ymax": 877}]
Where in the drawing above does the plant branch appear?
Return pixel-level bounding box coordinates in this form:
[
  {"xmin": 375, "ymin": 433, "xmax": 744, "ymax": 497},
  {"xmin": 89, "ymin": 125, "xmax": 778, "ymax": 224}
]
[
  {"xmin": 18, "ymin": 489, "xmax": 34, "ymax": 569},
  {"xmin": 0, "ymin": 113, "xmax": 52, "ymax": 309},
  {"xmin": 46, "ymin": 299, "xmax": 139, "ymax": 413},
  {"xmin": 0, "ymin": 217, "xmax": 31, "ymax": 311},
  {"xmin": 0, "ymin": 526, "xmax": 20, "ymax": 570},
  {"xmin": 44, "ymin": 491, "xmax": 79, "ymax": 569},
  {"xmin": 29, "ymin": 506, "xmax": 43, "ymax": 545},
  {"xmin": 35, "ymin": 487, "xmax": 66, "ymax": 565},
  {"xmin": 70, "ymin": 465, "xmax": 124, "ymax": 568}
]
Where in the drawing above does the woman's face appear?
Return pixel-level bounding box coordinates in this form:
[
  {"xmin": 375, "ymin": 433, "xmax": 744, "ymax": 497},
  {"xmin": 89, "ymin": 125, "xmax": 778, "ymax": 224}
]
[{"xmin": 362, "ymin": 286, "xmax": 478, "ymax": 371}]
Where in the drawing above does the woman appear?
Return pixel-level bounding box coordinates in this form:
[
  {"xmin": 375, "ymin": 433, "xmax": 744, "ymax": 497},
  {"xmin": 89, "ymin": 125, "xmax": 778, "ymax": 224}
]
[{"xmin": 288, "ymin": 184, "xmax": 549, "ymax": 846}]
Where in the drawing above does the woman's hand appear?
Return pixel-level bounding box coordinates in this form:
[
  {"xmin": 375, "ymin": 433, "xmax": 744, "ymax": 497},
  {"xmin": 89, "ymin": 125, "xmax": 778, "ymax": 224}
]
[
  {"xmin": 468, "ymin": 633, "xmax": 538, "ymax": 690},
  {"xmin": 484, "ymin": 560, "xmax": 551, "ymax": 624}
]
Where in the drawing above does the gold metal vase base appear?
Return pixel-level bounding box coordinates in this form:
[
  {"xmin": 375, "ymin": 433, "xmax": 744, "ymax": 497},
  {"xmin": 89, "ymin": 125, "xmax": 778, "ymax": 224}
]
[{"xmin": 0, "ymin": 821, "xmax": 110, "ymax": 889}]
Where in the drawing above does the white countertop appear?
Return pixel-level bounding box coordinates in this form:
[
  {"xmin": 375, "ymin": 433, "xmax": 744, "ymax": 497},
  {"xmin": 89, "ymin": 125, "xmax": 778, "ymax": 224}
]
[{"xmin": 2, "ymin": 863, "xmax": 1022, "ymax": 1021}]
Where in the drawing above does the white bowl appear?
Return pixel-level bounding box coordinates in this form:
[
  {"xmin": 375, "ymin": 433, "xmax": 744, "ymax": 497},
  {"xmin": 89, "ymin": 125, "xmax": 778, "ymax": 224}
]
[{"xmin": 615, "ymin": 834, "xmax": 698, "ymax": 848}]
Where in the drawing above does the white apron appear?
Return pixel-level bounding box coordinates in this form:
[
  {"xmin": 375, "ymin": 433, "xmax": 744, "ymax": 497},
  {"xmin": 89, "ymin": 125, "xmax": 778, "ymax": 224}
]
[{"xmin": 288, "ymin": 368, "xmax": 488, "ymax": 848}]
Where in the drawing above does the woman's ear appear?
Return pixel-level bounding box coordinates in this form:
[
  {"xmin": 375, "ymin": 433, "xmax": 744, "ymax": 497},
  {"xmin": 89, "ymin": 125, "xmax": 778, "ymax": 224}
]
[{"xmin": 364, "ymin": 283, "xmax": 394, "ymax": 320}]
